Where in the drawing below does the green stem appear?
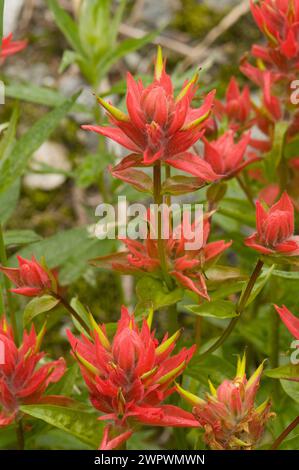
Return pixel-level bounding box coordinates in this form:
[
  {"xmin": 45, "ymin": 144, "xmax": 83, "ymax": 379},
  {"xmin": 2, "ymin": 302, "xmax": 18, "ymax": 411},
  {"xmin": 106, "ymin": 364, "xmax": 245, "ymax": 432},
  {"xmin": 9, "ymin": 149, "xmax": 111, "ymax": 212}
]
[
  {"xmin": 153, "ymin": 162, "xmax": 173, "ymax": 291},
  {"xmin": 55, "ymin": 295, "xmax": 90, "ymax": 333},
  {"xmin": 198, "ymin": 259, "xmax": 264, "ymax": 360},
  {"xmin": 0, "ymin": 224, "xmax": 19, "ymax": 344},
  {"xmin": 271, "ymin": 415, "xmax": 299, "ymax": 450},
  {"xmin": 237, "ymin": 175, "xmax": 255, "ymax": 208},
  {"xmin": 270, "ymin": 312, "xmax": 280, "ymax": 369},
  {"xmin": 15, "ymin": 418, "xmax": 25, "ymax": 450}
]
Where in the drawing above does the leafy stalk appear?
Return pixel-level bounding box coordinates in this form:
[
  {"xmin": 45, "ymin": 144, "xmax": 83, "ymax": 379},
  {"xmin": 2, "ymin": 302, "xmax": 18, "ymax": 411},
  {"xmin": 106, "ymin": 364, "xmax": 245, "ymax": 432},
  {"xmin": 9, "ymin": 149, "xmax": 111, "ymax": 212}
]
[{"xmin": 198, "ymin": 259, "xmax": 264, "ymax": 360}]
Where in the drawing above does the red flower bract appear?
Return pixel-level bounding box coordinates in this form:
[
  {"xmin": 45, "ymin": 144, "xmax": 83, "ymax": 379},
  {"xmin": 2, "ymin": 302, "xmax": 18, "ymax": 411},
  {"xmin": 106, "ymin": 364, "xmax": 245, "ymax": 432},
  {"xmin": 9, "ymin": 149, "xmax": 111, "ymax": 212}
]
[
  {"xmin": 0, "ymin": 256, "xmax": 59, "ymax": 297},
  {"xmin": 67, "ymin": 306, "xmax": 198, "ymax": 443},
  {"xmin": 90, "ymin": 215, "xmax": 232, "ymax": 300},
  {"xmin": 1, "ymin": 33, "xmax": 27, "ymax": 61},
  {"xmin": 215, "ymin": 77, "xmax": 252, "ymax": 130},
  {"xmin": 167, "ymin": 130, "xmax": 258, "ymax": 181},
  {"xmin": 274, "ymin": 304, "xmax": 299, "ymax": 340},
  {"xmin": 177, "ymin": 355, "xmax": 273, "ymax": 450},
  {"xmin": 245, "ymin": 192, "xmax": 299, "ymax": 255},
  {"xmin": 250, "ymin": 0, "xmax": 299, "ymax": 72},
  {"xmin": 0, "ymin": 318, "xmax": 66, "ymax": 427},
  {"xmin": 82, "ymin": 47, "xmax": 216, "ymax": 177}
]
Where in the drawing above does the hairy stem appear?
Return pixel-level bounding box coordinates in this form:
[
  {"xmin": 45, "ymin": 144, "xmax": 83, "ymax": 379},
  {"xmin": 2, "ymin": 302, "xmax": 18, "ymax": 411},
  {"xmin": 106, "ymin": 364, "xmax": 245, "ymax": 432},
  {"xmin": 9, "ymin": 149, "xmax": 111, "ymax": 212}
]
[
  {"xmin": 271, "ymin": 416, "xmax": 299, "ymax": 450},
  {"xmin": 0, "ymin": 224, "xmax": 19, "ymax": 344},
  {"xmin": 198, "ymin": 259, "xmax": 264, "ymax": 360}
]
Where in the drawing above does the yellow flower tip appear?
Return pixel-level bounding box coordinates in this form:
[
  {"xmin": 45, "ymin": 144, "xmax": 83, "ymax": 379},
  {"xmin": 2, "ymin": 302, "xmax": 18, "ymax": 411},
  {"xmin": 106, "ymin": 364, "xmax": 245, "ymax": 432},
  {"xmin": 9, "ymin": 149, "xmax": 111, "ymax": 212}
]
[
  {"xmin": 157, "ymin": 361, "xmax": 186, "ymax": 385},
  {"xmin": 35, "ymin": 321, "xmax": 47, "ymax": 353},
  {"xmin": 89, "ymin": 312, "xmax": 111, "ymax": 350},
  {"xmin": 176, "ymin": 72, "xmax": 199, "ymax": 103},
  {"xmin": 176, "ymin": 382, "xmax": 205, "ymax": 406},
  {"xmin": 255, "ymin": 398, "xmax": 271, "ymax": 415},
  {"xmin": 245, "ymin": 360, "xmax": 266, "ymax": 391},
  {"xmin": 236, "ymin": 352, "xmax": 246, "ymax": 378},
  {"xmin": 140, "ymin": 366, "xmax": 158, "ymax": 381},
  {"xmin": 155, "ymin": 328, "xmax": 183, "ymax": 356},
  {"xmin": 74, "ymin": 350, "xmax": 100, "ymax": 377},
  {"xmin": 155, "ymin": 45, "xmax": 164, "ymax": 80},
  {"xmin": 208, "ymin": 379, "xmax": 217, "ymax": 397},
  {"xmin": 146, "ymin": 304, "xmax": 154, "ymax": 330},
  {"xmin": 181, "ymin": 109, "xmax": 211, "ymax": 131},
  {"xmin": 97, "ymin": 96, "xmax": 129, "ymax": 122},
  {"xmin": 263, "ymin": 23, "xmax": 278, "ymax": 46}
]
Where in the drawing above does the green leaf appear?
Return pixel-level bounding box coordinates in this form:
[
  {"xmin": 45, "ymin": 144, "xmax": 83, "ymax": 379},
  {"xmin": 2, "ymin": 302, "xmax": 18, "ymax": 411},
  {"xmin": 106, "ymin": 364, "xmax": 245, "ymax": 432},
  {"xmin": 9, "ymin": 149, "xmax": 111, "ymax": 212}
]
[
  {"xmin": 161, "ymin": 176, "xmax": 203, "ymax": 195},
  {"xmin": 280, "ymin": 379, "xmax": 299, "ymax": 404},
  {"xmin": 20, "ymin": 404, "xmax": 103, "ymax": 448},
  {"xmin": 70, "ymin": 297, "xmax": 92, "ymax": 335},
  {"xmin": 264, "ymin": 121, "xmax": 288, "ymax": 179},
  {"xmin": 136, "ymin": 276, "xmax": 183, "ymax": 311},
  {"xmin": 4, "ymin": 229, "xmax": 42, "ymax": 246},
  {"xmin": 5, "ymin": 82, "xmax": 88, "ymax": 113},
  {"xmin": 11, "ymin": 227, "xmax": 116, "ymax": 285},
  {"xmin": 186, "ymin": 355, "xmax": 235, "ymax": 385},
  {"xmin": 186, "ymin": 300, "xmax": 238, "ymax": 319},
  {"xmin": 242, "ymin": 265, "xmax": 274, "ymax": 307},
  {"xmin": 75, "ymin": 152, "xmax": 112, "ymax": 188},
  {"xmin": 59, "ymin": 50, "xmax": 78, "ymax": 73},
  {"xmin": 272, "ymin": 269, "xmax": 299, "ymax": 280},
  {"xmin": 96, "ymin": 32, "xmax": 158, "ymax": 80},
  {"xmin": 46, "ymin": 0, "xmax": 83, "ymax": 55},
  {"xmin": 0, "ymin": 179, "xmax": 20, "ymax": 223},
  {"xmin": 23, "ymin": 295, "xmax": 60, "ymax": 326},
  {"xmin": 265, "ymin": 364, "xmax": 299, "ymax": 381},
  {"xmin": 0, "ymin": 93, "xmax": 79, "ymax": 195},
  {"xmin": 0, "ymin": 106, "xmax": 19, "ymax": 160}
]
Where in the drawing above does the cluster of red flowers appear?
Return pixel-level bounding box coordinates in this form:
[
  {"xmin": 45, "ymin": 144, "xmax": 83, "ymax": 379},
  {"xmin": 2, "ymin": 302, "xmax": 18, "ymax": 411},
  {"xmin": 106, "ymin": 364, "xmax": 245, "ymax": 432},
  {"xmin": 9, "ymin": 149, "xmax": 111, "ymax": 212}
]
[
  {"xmin": 1, "ymin": 0, "xmax": 299, "ymax": 451},
  {"xmin": 0, "ymin": 318, "xmax": 65, "ymax": 427}
]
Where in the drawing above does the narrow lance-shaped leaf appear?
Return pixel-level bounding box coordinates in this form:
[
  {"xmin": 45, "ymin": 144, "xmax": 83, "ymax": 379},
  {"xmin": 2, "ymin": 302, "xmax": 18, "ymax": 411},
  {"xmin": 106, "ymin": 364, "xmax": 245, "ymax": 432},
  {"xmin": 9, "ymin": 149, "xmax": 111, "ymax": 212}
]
[
  {"xmin": 46, "ymin": 0, "xmax": 84, "ymax": 55},
  {"xmin": 0, "ymin": 92, "xmax": 80, "ymax": 194}
]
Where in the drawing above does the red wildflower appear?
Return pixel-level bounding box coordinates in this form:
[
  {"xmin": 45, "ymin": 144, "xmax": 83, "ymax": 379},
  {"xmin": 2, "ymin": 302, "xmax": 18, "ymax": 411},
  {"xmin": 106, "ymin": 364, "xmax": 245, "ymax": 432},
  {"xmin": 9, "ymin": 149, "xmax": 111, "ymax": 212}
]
[
  {"xmin": 250, "ymin": 0, "xmax": 299, "ymax": 71},
  {"xmin": 245, "ymin": 192, "xmax": 299, "ymax": 256},
  {"xmin": 82, "ymin": 47, "xmax": 217, "ymax": 181},
  {"xmin": 99, "ymin": 425, "xmax": 133, "ymax": 450},
  {"xmin": 167, "ymin": 130, "xmax": 258, "ymax": 182},
  {"xmin": 91, "ymin": 215, "xmax": 231, "ymax": 300},
  {"xmin": 0, "ymin": 318, "xmax": 66, "ymax": 427},
  {"xmin": 68, "ymin": 306, "xmax": 198, "ymax": 446},
  {"xmin": 274, "ymin": 304, "xmax": 299, "ymax": 340},
  {"xmin": 0, "ymin": 256, "xmax": 59, "ymax": 297},
  {"xmin": 177, "ymin": 354, "xmax": 273, "ymax": 450},
  {"xmin": 1, "ymin": 33, "xmax": 27, "ymax": 61},
  {"xmin": 215, "ymin": 77, "xmax": 252, "ymax": 130}
]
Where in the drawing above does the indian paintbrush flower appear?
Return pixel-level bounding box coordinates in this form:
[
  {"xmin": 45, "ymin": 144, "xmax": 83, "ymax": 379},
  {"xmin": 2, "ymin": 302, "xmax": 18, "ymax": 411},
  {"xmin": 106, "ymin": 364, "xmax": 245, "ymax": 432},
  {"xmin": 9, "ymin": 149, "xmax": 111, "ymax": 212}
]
[
  {"xmin": 90, "ymin": 215, "xmax": 231, "ymax": 300},
  {"xmin": 0, "ymin": 256, "xmax": 59, "ymax": 297},
  {"xmin": 167, "ymin": 130, "xmax": 258, "ymax": 182},
  {"xmin": 250, "ymin": 0, "xmax": 299, "ymax": 72},
  {"xmin": 177, "ymin": 354, "xmax": 273, "ymax": 450},
  {"xmin": 0, "ymin": 318, "xmax": 66, "ymax": 427},
  {"xmin": 245, "ymin": 192, "xmax": 299, "ymax": 256},
  {"xmin": 274, "ymin": 304, "xmax": 299, "ymax": 340},
  {"xmin": 215, "ymin": 77, "xmax": 252, "ymax": 131},
  {"xmin": 68, "ymin": 307, "xmax": 198, "ymax": 449},
  {"xmin": 1, "ymin": 33, "xmax": 27, "ymax": 61},
  {"xmin": 82, "ymin": 47, "xmax": 218, "ymax": 187}
]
